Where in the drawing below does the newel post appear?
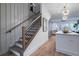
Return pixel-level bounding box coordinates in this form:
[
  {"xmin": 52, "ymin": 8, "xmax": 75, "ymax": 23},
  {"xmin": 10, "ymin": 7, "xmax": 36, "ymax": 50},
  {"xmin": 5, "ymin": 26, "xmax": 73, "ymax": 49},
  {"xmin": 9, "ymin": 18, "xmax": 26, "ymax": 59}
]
[{"xmin": 22, "ymin": 26, "xmax": 26, "ymax": 49}]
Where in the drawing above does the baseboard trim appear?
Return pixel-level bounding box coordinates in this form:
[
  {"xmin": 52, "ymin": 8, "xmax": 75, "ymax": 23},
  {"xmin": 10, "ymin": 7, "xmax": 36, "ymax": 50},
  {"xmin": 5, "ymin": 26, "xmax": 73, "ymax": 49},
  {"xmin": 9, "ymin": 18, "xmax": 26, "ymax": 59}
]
[{"xmin": 56, "ymin": 49, "xmax": 79, "ymax": 56}]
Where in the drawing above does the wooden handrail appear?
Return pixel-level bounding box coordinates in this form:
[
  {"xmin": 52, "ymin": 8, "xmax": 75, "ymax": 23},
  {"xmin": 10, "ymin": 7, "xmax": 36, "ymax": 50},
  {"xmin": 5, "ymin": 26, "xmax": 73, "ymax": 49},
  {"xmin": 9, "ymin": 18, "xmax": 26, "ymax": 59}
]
[{"xmin": 6, "ymin": 12, "xmax": 40, "ymax": 33}]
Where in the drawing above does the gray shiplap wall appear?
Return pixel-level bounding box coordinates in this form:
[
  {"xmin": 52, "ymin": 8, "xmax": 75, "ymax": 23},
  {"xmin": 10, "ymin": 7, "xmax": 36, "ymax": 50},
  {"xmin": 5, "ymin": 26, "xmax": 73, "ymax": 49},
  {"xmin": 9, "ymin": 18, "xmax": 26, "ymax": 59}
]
[
  {"xmin": 0, "ymin": 3, "xmax": 34, "ymax": 54},
  {"xmin": 0, "ymin": 4, "xmax": 1, "ymax": 52}
]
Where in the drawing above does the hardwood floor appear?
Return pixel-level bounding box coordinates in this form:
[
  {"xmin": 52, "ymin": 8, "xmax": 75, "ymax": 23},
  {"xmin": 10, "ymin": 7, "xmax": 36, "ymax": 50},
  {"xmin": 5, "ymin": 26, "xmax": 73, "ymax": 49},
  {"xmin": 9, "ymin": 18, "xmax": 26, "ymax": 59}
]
[{"xmin": 31, "ymin": 35, "xmax": 68, "ymax": 56}]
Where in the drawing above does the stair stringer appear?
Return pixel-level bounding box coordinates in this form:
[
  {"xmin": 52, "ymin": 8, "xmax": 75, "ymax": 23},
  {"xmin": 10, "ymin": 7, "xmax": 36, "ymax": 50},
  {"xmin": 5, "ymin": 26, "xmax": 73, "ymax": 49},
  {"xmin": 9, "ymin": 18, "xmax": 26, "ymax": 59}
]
[{"xmin": 23, "ymin": 27, "xmax": 48, "ymax": 56}]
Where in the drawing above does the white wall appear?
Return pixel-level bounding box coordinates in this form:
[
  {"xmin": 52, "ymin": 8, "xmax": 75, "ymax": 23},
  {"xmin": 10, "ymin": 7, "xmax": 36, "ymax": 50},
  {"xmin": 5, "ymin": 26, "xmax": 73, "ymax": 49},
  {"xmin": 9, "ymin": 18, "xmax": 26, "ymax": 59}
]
[
  {"xmin": 0, "ymin": 3, "xmax": 34, "ymax": 55},
  {"xmin": 41, "ymin": 4, "xmax": 51, "ymax": 20},
  {"xmin": 41, "ymin": 4, "xmax": 51, "ymax": 36},
  {"xmin": 23, "ymin": 4, "xmax": 50, "ymax": 56}
]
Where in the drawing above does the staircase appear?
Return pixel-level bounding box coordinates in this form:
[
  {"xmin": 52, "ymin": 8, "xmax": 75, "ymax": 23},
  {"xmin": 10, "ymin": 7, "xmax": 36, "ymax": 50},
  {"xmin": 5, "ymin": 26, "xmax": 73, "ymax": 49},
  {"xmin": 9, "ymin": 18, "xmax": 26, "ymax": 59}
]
[{"xmin": 9, "ymin": 15, "xmax": 41, "ymax": 56}]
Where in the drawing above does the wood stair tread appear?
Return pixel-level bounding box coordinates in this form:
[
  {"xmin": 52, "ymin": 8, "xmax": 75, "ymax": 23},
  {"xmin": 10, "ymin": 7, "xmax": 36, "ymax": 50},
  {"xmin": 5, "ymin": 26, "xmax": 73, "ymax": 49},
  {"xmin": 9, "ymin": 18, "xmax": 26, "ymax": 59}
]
[
  {"xmin": 30, "ymin": 28, "xmax": 38, "ymax": 30},
  {"xmin": 26, "ymin": 31, "xmax": 35, "ymax": 33},
  {"xmin": 25, "ymin": 32, "xmax": 34, "ymax": 36},
  {"xmin": 19, "ymin": 36, "xmax": 31, "ymax": 40},
  {"xmin": 16, "ymin": 40, "xmax": 28, "ymax": 44},
  {"xmin": 27, "ymin": 30, "xmax": 36, "ymax": 32},
  {"xmin": 10, "ymin": 45, "xmax": 24, "ymax": 54}
]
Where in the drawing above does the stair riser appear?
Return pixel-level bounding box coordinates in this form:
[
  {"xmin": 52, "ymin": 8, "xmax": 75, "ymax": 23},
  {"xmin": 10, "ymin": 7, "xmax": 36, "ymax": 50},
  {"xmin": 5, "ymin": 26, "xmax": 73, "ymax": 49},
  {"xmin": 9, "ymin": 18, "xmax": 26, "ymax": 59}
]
[
  {"xmin": 16, "ymin": 43, "xmax": 22, "ymax": 48},
  {"xmin": 25, "ymin": 33, "xmax": 34, "ymax": 35},
  {"xmin": 28, "ymin": 30, "xmax": 36, "ymax": 32},
  {"xmin": 10, "ymin": 49, "xmax": 20, "ymax": 56}
]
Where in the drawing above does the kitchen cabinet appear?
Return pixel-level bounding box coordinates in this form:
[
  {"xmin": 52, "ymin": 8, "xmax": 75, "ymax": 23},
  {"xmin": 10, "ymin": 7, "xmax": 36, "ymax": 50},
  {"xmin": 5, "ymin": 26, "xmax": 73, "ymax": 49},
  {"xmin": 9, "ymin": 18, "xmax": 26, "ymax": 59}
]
[{"xmin": 56, "ymin": 31, "xmax": 79, "ymax": 56}]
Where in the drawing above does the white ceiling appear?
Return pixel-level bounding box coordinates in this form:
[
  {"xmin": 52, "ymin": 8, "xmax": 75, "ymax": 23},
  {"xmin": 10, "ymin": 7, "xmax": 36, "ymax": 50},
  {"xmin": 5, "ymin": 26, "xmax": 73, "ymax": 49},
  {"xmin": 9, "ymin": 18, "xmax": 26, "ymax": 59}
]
[{"xmin": 42, "ymin": 3, "xmax": 79, "ymax": 20}]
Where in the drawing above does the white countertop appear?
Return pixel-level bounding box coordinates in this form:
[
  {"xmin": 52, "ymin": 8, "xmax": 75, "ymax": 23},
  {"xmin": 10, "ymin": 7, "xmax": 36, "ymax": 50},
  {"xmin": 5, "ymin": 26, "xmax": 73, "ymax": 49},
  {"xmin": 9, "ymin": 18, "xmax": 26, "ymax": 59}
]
[{"xmin": 56, "ymin": 31, "xmax": 79, "ymax": 36}]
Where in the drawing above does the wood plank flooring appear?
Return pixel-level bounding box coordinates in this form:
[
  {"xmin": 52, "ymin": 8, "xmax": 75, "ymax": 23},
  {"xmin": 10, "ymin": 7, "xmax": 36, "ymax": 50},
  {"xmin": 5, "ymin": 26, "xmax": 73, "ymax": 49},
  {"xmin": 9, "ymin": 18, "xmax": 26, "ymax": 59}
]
[{"xmin": 31, "ymin": 35, "xmax": 68, "ymax": 56}]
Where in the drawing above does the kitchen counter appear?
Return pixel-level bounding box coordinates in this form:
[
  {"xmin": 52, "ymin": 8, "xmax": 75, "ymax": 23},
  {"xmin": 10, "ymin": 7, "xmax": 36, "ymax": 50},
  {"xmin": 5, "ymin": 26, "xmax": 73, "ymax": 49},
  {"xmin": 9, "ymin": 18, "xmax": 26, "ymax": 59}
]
[{"xmin": 56, "ymin": 31, "xmax": 79, "ymax": 36}]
